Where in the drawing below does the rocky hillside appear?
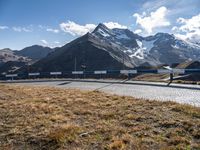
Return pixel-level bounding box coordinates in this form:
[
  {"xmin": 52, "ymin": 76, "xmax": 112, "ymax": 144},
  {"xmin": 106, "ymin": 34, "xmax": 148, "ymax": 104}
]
[
  {"xmin": 14, "ymin": 45, "xmax": 54, "ymax": 60},
  {"xmin": 2, "ymin": 23, "xmax": 200, "ymax": 73}
]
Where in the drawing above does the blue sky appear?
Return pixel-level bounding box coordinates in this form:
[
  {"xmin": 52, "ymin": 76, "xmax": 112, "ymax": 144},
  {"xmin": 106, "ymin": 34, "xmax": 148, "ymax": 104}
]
[{"xmin": 0, "ymin": 0, "xmax": 199, "ymax": 49}]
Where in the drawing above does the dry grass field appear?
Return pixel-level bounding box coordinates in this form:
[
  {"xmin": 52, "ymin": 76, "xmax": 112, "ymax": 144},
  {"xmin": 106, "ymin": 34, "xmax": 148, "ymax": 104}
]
[
  {"xmin": 0, "ymin": 84, "xmax": 200, "ymax": 149},
  {"xmin": 133, "ymin": 74, "xmax": 200, "ymax": 85}
]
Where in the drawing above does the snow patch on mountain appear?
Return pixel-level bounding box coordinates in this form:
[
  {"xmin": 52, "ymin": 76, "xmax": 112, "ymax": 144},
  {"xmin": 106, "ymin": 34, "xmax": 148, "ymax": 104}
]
[
  {"xmin": 129, "ymin": 39, "xmax": 155, "ymax": 59},
  {"xmin": 142, "ymin": 40, "xmax": 155, "ymax": 53},
  {"xmin": 116, "ymin": 34, "xmax": 130, "ymax": 40},
  {"xmin": 112, "ymin": 29, "xmax": 130, "ymax": 40},
  {"xmin": 97, "ymin": 28, "xmax": 110, "ymax": 37},
  {"xmin": 92, "ymin": 23, "xmax": 200, "ymax": 65},
  {"xmin": 171, "ymin": 44, "xmax": 180, "ymax": 49},
  {"xmin": 173, "ymin": 36, "xmax": 200, "ymax": 50},
  {"xmin": 130, "ymin": 48, "xmax": 144, "ymax": 59}
]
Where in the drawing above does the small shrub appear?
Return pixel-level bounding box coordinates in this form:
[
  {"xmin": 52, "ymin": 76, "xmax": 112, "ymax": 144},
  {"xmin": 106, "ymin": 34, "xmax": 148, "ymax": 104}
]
[
  {"xmin": 171, "ymin": 105, "xmax": 200, "ymax": 118},
  {"xmin": 109, "ymin": 140, "xmax": 125, "ymax": 150},
  {"xmin": 47, "ymin": 124, "xmax": 81, "ymax": 145}
]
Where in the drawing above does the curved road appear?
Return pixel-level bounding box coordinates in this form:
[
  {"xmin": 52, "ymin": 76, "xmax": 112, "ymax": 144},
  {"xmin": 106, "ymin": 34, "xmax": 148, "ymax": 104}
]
[{"xmin": 5, "ymin": 79, "xmax": 200, "ymax": 107}]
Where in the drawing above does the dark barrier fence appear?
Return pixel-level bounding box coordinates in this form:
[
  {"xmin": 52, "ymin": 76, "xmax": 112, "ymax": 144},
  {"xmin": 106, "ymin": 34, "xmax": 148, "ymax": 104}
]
[{"xmin": 1, "ymin": 68, "xmax": 200, "ymax": 80}]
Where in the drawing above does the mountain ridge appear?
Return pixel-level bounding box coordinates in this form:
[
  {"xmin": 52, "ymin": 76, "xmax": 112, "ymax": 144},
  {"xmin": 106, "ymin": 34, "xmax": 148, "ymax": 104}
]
[
  {"xmin": 0, "ymin": 45, "xmax": 54, "ymax": 73},
  {"xmin": 1, "ymin": 23, "xmax": 200, "ymax": 73}
]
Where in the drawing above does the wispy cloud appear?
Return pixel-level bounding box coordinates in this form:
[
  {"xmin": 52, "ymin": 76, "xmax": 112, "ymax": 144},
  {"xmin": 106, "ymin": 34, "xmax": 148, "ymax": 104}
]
[
  {"xmin": 142, "ymin": 0, "xmax": 199, "ymax": 17},
  {"xmin": 40, "ymin": 39, "xmax": 48, "ymax": 45},
  {"xmin": 60, "ymin": 21, "xmax": 96, "ymax": 36},
  {"xmin": 38, "ymin": 25, "xmax": 46, "ymax": 29},
  {"xmin": 134, "ymin": 29, "xmax": 142, "ymax": 34},
  {"xmin": 133, "ymin": 6, "xmax": 170, "ymax": 34},
  {"xmin": 53, "ymin": 41, "xmax": 65, "ymax": 48},
  {"xmin": 142, "ymin": 0, "xmax": 170, "ymax": 12},
  {"xmin": 13, "ymin": 27, "xmax": 22, "ymax": 32},
  {"xmin": 54, "ymin": 41, "xmax": 60, "ymax": 44},
  {"xmin": 12, "ymin": 26, "xmax": 32, "ymax": 32},
  {"xmin": 40, "ymin": 40, "xmax": 66, "ymax": 48},
  {"xmin": 0, "ymin": 25, "xmax": 9, "ymax": 30},
  {"xmin": 46, "ymin": 28, "xmax": 60, "ymax": 33},
  {"xmin": 59, "ymin": 21, "xmax": 128, "ymax": 36},
  {"xmin": 103, "ymin": 22, "xmax": 127, "ymax": 29}
]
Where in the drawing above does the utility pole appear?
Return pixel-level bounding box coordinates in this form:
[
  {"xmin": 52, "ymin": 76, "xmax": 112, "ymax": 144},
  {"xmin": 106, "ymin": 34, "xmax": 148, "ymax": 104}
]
[
  {"xmin": 123, "ymin": 52, "xmax": 125, "ymax": 70},
  {"xmin": 27, "ymin": 63, "xmax": 30, "ymax": 79},
  {"xmin": 74, "ymin": 57, "xmax": 77, "ymax": 79},
  {"xmin": 74, "ymin": 57, "xmax": 77, "ymax": 71}
]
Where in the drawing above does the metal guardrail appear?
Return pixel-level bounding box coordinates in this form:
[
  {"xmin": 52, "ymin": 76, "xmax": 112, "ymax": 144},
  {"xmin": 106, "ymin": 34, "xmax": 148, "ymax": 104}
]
[{"xmin": 1, "ymin": 69, "xmax": 200, "ymax": 80}]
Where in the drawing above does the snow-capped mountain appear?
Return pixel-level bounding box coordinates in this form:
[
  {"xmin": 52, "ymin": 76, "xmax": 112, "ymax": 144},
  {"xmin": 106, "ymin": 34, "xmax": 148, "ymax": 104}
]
[
  {"xmin": 92, "ymin": 24, "xmax": 200, "ymax": 66},
  {"xmin": 16, "ymin": 23, "xmax": 200, "ymax": 72}
]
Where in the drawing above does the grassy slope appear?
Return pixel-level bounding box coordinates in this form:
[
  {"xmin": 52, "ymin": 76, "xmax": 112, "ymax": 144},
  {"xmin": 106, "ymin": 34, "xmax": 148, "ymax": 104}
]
[
  {"xmin": 0, "ymin": 85, "xmax": 200, "ymax": 150},
  {"xmin": 133, "ymin": 74, "xmax": 200, "ymax": 85}
]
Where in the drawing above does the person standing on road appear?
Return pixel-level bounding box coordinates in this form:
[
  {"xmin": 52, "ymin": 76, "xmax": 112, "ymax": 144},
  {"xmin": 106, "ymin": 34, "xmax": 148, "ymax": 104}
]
[{"xmin": 167, "ymin": 72, "xmax": 173, "ymax": 86}]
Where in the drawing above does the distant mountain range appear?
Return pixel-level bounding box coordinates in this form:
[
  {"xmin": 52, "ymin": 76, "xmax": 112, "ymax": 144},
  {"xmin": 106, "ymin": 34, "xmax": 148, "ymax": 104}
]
[
  {"xmin": 1, "ymin": 23, "xmax": 200, "ymax": 73},
  {"xmin": 0, "ymin": 48, "xmax": 30, "ymax": 65},
  {"xmin": 14, "ymin": 45, "xmax": 54, "ymax": 60},
  {"xmin": 0, "ymin": 46, "xmax": 54, "ymax": 73}
]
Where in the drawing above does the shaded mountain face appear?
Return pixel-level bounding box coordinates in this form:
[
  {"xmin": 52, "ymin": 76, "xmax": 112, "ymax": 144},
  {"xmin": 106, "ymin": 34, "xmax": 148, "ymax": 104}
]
[
  {"xmin": 176, "ymin": 61, "xmax": 200, "ymax": 69},
  {"xmin": 0, "ymin": 61, "xmax": 27, "ymax": 74},
  {"xmin": 29, "ymin": 33, "xmax": 131, "ymax": 72},
  {"xmin": 14, "ymin": 45, "xmax": 54, "ymax": 60},
  {"xmin": 26, "ymin": 24, "xmax": 143, "ymax": 72},
  {"xmin": 173, "ymin": 61, "xmax": 200, "ymax": 81},
  {"xmin": 27, "ymin": 24, "xmax": 200, "ymax": 72}
]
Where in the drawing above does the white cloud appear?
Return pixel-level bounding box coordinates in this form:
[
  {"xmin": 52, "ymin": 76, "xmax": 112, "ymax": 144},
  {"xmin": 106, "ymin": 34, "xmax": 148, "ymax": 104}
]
[
  {"xmin": 173, "ymin": 13, "xmax": 200, "ymax": 43},
  {"xmin": 46, "ymin": 28, "xmax": 60, "ymax": 33},
  {"xmin": 60, "ymin": 21, "xmax": 96, "ymax": 36},
  {"xmin": 142, "ymin": 0, "xmax": 169, "ymax": 12},
  {"xmin": 23, "ymin": 28, "xmax": 32, "ymax": 32},
  {"xmin": 40, "ymin": 40, "xmax": 65, "ymax": 48},
  {"xmin": 142, "ymin": 0, "xmax": 193, "ymax": 16},
  {"xmin": 53, "ymin": 41, "xmax": 65, "ymax": 48},
  {"xmin": 134, "ymin": 29, "xmax": 142, "ymax": 34},
  {"xmin": 12, "ymin": 27, "xmax": 32, "ymax": 32},
  {"xmin": 13, "ymin": 27, "xmax": 22, "ymax": 32},
  {"xmin": 103, "ymin": 22, "xmax": 127, "ymax": 29},
  {"xmin": 0, "ymin": 25, "xmax": 9, "ymax": 30},
  {"xmin": 59, "ymin": 21, "xmax": 128, "ymax": 36},
  {"xmin": 177, "ymin": 14, "xmax": 200, "ymax": 33},
  {"xmin": 133, "ymin": 6, "xmax": 170, "ymax": 34},
  {"xmin": 38, "ymin": 25, "xmax": 60, "ymax": 33},
  {"xmin": 40, "ymin": 39, "xmax": 48, "ymax": 45},
  {"xmin": 38, "ymin": 25, "xmax": 46, "ymax": 29},
  {"xmin": 171, "ymin": 26, "xmax": 178, "ymax": 31},
  {"xmin": 54, "ymin": 41, "xmax": 60, "ymax": 44}
]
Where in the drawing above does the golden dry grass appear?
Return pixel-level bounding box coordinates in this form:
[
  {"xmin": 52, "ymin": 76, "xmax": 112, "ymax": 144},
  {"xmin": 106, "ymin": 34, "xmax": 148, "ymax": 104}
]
[
  {"xmin": 134, "ymin": 74, "xmax": 200, "ymax": 85},
  {"xmin": 134, "ymin": 73, "xmax": 169, "ymax": 82},
  {"xmin": 0, "ymin": 84, "xmax": 200, "ymax": 150}
]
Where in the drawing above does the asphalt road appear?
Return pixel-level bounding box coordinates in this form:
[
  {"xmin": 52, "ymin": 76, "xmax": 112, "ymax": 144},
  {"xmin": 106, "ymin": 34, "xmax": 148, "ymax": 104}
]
[{"xmin": 4, "ymin": 79, "xmax": 200, "ymax": 107}]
